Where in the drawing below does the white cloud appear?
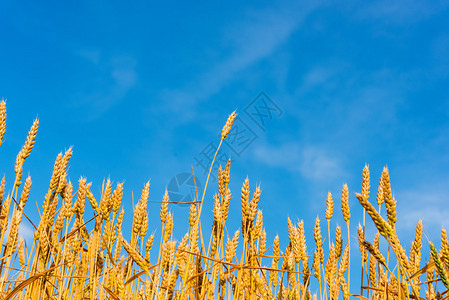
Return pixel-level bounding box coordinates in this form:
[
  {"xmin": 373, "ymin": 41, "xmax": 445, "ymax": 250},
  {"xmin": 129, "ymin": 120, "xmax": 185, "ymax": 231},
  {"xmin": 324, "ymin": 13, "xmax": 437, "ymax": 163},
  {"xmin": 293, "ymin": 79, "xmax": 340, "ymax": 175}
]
[
  {"xmin": 73, "ymin": 54, "xmax": 138, "ymax": 120},
  {"xmin": 112, "ymin": 68, "xmax": 136, "ymax": 89},
  {"xmin": 2, "ymin": 219, "xmax": 34, "ymax": 249},
  {"xmin": 300, "ymin": 147, "xmax": 342, "ymax": 180},
  {"xmin": 302, "ymin": 66, "xmax": 337, "ymax": 89},
  {"xmin": 252, "ymin": 142, "xmax": 344, "ymax": 181},
  {"xmin": 160, "ymin": 2, "xmax": 323, "ymax": 121},
  {"xmin": 355, "ymin": 0, "xmax": 449, "ymax": 24},
  {"xmin": 395, "ymin": 184, "xmax": 449, "ymax": 238},
  {"xmin": 19, "ymin": 222, "xmax": 35, "ymax": 242},
  {"xmin": 75, "ymin": 48, "xmax": 101, "ymax": 65}
]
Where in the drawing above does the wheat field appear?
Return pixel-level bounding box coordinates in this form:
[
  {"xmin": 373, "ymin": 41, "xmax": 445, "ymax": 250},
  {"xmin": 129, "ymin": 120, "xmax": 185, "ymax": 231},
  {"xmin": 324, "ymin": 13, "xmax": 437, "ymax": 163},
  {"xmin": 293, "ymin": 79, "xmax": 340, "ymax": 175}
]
[{"xmin": 0, "ymin": 100, "xmax": 448, "ymax": 299}]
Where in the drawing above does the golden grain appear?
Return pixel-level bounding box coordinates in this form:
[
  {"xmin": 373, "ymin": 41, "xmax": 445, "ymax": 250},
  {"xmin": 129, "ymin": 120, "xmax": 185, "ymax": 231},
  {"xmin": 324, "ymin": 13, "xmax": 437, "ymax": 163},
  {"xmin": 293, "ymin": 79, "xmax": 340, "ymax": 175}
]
[
  {"xmin": 0, "ymin": 176, "xmax": 5, "ymax": 206},
  {"xmin": 189, "ymin": 202, "xmax": 197, "ymax": 227},
  {"xmin": 213, "ymin": 193, "xmax": 222, "ymax": 224},
  {"xmin": 259, "ymin": 229, "xmax": 267, "ymax": 256},
  {"xmin": 298, "ymin": 220, "xmax": 306, "ymax": 261},
  {"xmin": 0, "ymin": 108, "xmax": 446, "ymax": 299},
  {"xmin": 221, "ymin": 111, "xmax": 236, "ymax": 140},
  {"xmin": 302, "ymin": 253, "xmax": 309, "ymax": 285},
  {"xmin": 313, "ymin": 216, "xmax": 324, "ymax": 264},
  {"xmin": 312, "ymin": 249, "xmax": 321, "ymax": 281},
  {"xmin": 99, "ymin": 178, "xmax": 112, "ymax": 220},
  {"xmin": 112, "ymin": 182, "xmax": 124, "ymax": 215},
  {"xmin": 340, "ymin": 277, "xmax": 349, "ymax": 300},
  {"xmin": 225, "ymin": 230, "xmax": 239, "ymax": 262},
  {"xmin": 361, "ymin": 239, "xmax": 386, "ymax": 268},
  {"xmin": 325, "ymin": 192, "xmax": 333, "ymax": 221},
  {"xmin": 338, "ymin": 246, "xmax": 349, "ymax": 280},
  {"xmin": 224, "ymin": 158, "xmax": 231, "ymax": 184},
  {"xmin": 87, "ymin": 188, "xmax": 99, "ymax": 213},
  {"xmin": 341, "ymin": 183, "xmax": 350, "ymax": 223},
  {"xmin": 18, "ymin": 237, "xmax": 26, "ymax": 267},
  {"xmin": 218, "ymin": 165, "xmax": 225, "ymax": 197},
  {"xmin": 381, "ymin": 167, "xmax": 397, "ymax": 227},
  {"xmin": 189, "ymin": 222, "xmax": 199, "ymax": 254},
  {"xmin": 221, "ymin": 188, "xmax": 231, "ymax": 221},
  {"xmin": 356, "ymin": 192, "xmax": 393, "ymax": 238},
  {"xmin": 164, "ymin": 212, "xmax": 173, "ymax": 243},
  {"xmin": 376, "ymin": 173, "xmax": 384, "ymax": 206},
  {"xmin": 248, "ymin": 185, "xmax": 261, "ymax": 222},
  {"xmin": 145, "ymin": 233, "xmax": 155, "ymax": 260},
  {"xmin": 358, "ymin": 224, "xmax": 368, "ymax": 264},
  {"xmin": 141, "ymin": 212, "xmax": 149, "ymax": 237},
  {"xmin": 441, "ymin": 227, "xmax": 449, "ymax": 269},
  {"xmin": 73, "ymin": 177, "xmax": 87, "ymax": 217},
  {"xmin": 161, "ymin": 240, "xmax": 176, "ymax": 271},
  {"xmin": 13, "ymin": 119, "xmax": 39, "ymax": 186},
  {"xmin": 240, "ymin": 177, "xmax": 250, "ymax": 221},
  {"xmin": 0, "ymin": 100, "xmax": 6, "ymax": 146},
  {"xmin": 253, "ymin": 209, "xmax": 263, "ymax": 240},
  {"xmin": 19, "ymin": 175, "xmax": 32, "ymax": 208},
  {"xmin": 161, "ymin": 189, "xmax": 169, "ymax": 223},
  {"xmin": 335, "ymin": 225, "xmax": 342, "ymax": 259},
  {"xmin": 121, "ymin": 233, "xmax": 150, "ymax": 272},
  {"xmin": 0, "ymin": 195, "xmax": 12, "ymax": 234},
  {"xmin": 325, "ymin": 243, "xmax": 336, "ymax": 289},
  {"xmin": 21, "ymin": 118, "xmax": 39, "ymax": 161},
  {"xmin": 411, "ymin": 220, "xmax": 423, "ymax": 272},
  {"xmin": 273, "ymin": 234, "xmax": 280, "ymax": 264},
  {"xmin": 369, "ymin": 253, "xmax": 377, "ymax": 290},
  {"xmin": 286, "ymin": 218, "xmax": 299, "ymax": 264},
  {"xmin": 361, "ymin": 164, "xmax": 370, "ymax": 200}
]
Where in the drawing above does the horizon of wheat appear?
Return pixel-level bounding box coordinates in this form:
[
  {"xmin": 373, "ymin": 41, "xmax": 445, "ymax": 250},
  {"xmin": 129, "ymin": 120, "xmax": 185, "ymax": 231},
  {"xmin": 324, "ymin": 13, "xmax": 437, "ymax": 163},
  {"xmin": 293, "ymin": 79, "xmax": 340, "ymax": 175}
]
[{"xmin": 0, "ymin": 99, "xmax": 447, "ymax": 299}]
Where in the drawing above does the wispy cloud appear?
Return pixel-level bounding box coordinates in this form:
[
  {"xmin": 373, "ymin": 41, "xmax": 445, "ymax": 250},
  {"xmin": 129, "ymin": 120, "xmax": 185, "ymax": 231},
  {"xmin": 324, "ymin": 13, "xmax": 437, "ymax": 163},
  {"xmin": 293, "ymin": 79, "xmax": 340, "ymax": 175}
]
[
  {"xmin": 395, "ymin": 183, "xmax": 449, "ymax": 237},
  {"xmin": 19, "ymin": 222, "xmax": 34, "ymax": 242},
  {"xmin": 302, "ymin": 66, "xmax": 338, "ymax": 89},
  {"xmin": 431, "ymin": 34, "xmax": 449, "ymax": 77},
  {"xmin": 73, "ymin": 53, "xmax": 137, "ymax": 120},
  {"xmin": 300, "ymin": 146, "xmax": 343, "ymax": 180},
  {"xmin": 75, "ymin": 48, "xmax": 101, "ymax": 65},
  {"xmin": 160, "ymin": 2, "xmax": 323, "ymax": 121},
  {"xmin": 252, "ymin": 141, "xmax": 344, "ymax": 181},
  {"xmin": 0, "ymin": 222, "xmax": 35, "ymax": 251},
  {"xmin": 355, "ymin": 0, "xmax": 449, "ymax": 24}
]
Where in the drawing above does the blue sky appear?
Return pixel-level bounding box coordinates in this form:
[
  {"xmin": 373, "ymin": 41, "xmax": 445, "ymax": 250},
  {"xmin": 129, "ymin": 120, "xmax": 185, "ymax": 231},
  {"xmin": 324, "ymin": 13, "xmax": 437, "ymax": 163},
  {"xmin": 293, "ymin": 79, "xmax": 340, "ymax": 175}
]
[{"xmin": 1, "ymin": 0, "xmax": 449, "ymax": 294}]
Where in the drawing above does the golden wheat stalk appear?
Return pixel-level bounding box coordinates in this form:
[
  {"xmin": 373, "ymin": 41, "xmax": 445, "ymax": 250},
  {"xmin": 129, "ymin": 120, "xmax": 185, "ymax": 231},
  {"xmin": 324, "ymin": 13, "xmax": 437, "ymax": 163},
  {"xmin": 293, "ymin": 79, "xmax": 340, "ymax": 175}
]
[
  {"xmin": 1, "ymin": 107, "xmax": 448, "ymax": 300},
  {"xmin": 221, "ymin": 111, "xmax": 236, "ymax": 140},
  {"xmin": 0, "ymin": 100, "xmax": 6, "ymax": 146}
]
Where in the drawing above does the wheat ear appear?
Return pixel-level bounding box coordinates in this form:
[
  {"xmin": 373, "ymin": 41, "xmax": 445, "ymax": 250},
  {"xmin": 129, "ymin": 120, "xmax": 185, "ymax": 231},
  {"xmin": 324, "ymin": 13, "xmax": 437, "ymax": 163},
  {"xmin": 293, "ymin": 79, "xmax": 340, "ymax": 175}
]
[{"xmin": 0, "ymin": 100, "xmax": 6, "ymax": 146}]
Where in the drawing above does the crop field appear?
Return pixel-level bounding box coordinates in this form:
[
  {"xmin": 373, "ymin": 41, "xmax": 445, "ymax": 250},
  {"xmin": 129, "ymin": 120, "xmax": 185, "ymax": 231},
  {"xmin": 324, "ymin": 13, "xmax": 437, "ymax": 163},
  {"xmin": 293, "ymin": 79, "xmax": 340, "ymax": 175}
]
[{"xmin": 0, "ymin": 100, "xmax": 447, "ymax": 299}]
